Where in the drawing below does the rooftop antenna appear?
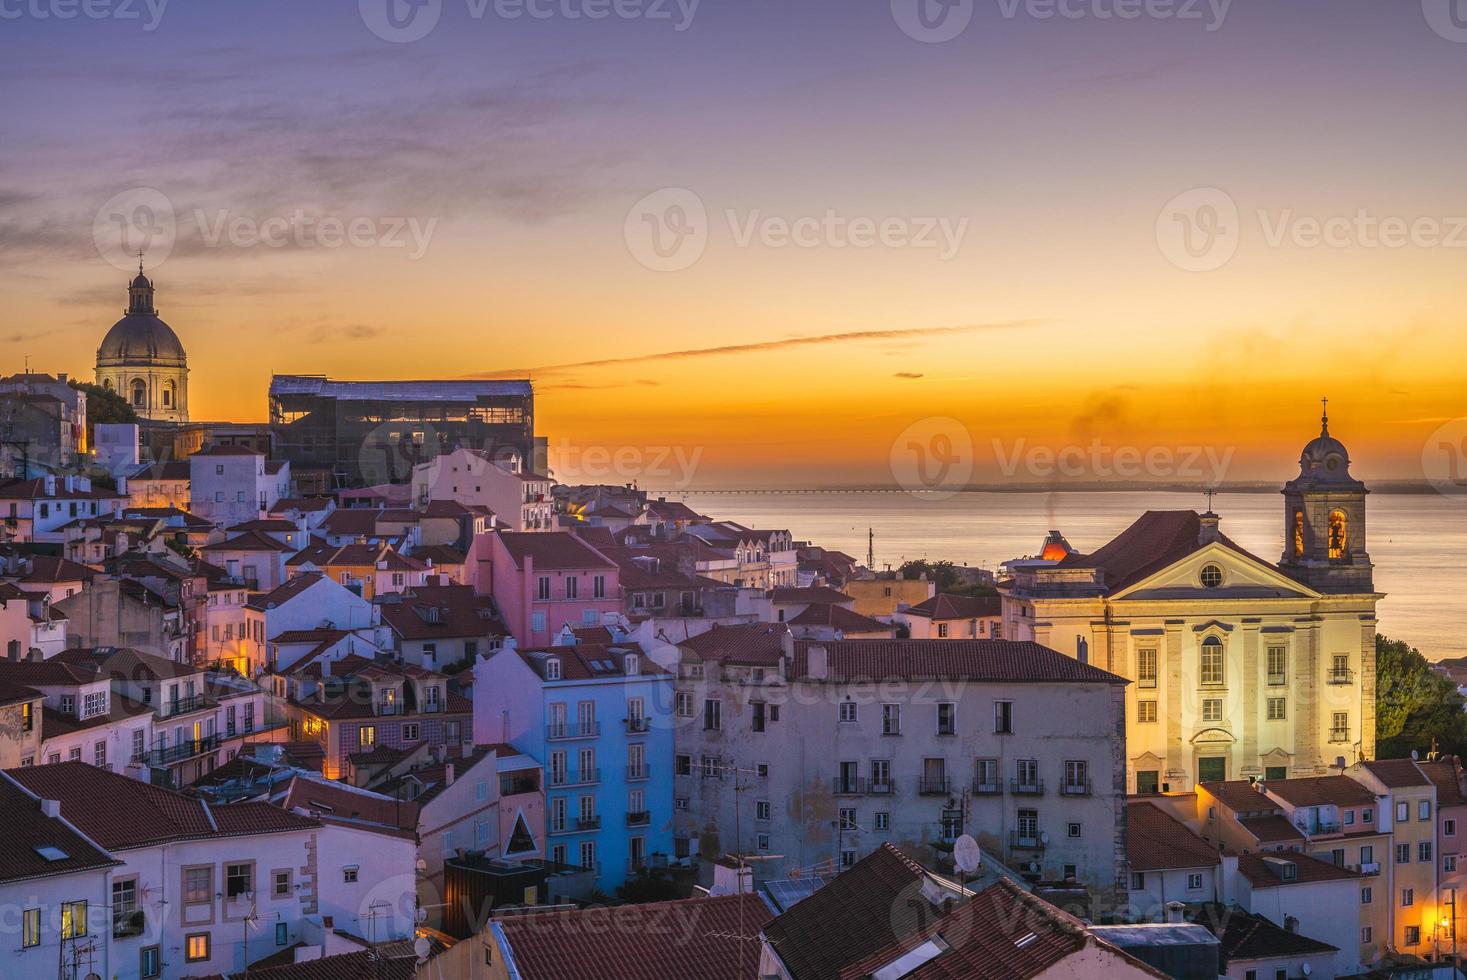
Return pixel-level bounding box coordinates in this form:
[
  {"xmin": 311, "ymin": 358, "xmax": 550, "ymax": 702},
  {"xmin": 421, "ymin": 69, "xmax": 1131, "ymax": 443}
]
[{"xmin": 867, "ymin": 528, "xmax": 875, "ymax": 571}]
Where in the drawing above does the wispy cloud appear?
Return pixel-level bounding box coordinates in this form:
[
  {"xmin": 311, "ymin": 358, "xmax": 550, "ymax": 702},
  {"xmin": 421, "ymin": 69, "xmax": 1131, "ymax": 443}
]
[
  {"xmin": 471, "ymin": 321, "xmax": 1039, "ymax": 378},
  {"xmin": 893, "ymin": 372, "xmax": 924, "ymax": 380}
]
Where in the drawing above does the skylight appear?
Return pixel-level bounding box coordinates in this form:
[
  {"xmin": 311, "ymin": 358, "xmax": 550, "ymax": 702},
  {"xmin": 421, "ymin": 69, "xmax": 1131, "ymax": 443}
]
[{"xmin": 35, "ymin": 846, "xmax": 70, "ymax": 862}]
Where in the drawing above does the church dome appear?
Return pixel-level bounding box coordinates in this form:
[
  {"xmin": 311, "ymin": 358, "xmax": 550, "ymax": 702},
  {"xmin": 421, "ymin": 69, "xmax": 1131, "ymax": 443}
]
[
  {"xmin": 97, "ymin": 314, "xmax": 187, "ymax": 366},
  {"xmin": 1294, "ymin": 401, "xmax": 1356, "ymax": 484}
]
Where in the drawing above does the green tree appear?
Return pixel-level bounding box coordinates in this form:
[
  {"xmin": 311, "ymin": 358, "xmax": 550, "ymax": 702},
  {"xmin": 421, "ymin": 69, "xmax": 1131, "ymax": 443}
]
[
  {"xmin": 1375, "ymin": 634, "xmax": 1467, "ymax": 759},
  {"xmin": 896, "ymin": 560, "xmax": 997, "ymax": 598},
  {"xmin": 70, "ymin": 380, "xmax": 137, "ymax": 446}
]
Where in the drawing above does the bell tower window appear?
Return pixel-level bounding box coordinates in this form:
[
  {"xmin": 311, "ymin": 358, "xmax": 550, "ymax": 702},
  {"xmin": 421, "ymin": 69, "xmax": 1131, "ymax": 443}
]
[
  {"xmin": 1328, "ymin": 510, "xmax": 1348, "ymax": 560},
  {"xmin": 1293, "ymin": 510, "xmax": 1305, "ymax": 558},
  {"xmin": 163, "ymin": 382, "xmax": 175, "ymax": 408}
]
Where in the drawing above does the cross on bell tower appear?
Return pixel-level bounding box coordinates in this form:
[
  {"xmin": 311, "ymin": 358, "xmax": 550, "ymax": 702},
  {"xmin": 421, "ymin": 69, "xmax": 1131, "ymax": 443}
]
[{"xmin": 1279, "ymin": 399, "xmax": 1373, "ymax": 594}]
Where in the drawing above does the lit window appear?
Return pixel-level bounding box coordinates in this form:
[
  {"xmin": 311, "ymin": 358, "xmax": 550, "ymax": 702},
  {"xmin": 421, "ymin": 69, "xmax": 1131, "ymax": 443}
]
[{"xmin": 185, "ymin": 933, "xmax": 210, "ymax": 962}]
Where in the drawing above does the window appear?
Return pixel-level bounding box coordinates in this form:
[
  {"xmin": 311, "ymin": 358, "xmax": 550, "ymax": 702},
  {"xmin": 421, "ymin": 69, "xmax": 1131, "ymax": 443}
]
[
  {"xmin": 839, "ymin": 808, "xmax": 857, "ymax": 831},
  {"xmin": 60, "ymin": 901, "xmax": 87, "ymax": 940},
  {"xmin": 185, "ymin": 867, "xmax": 212, "ymax": 905},
  {"xmin": 276, "ymin": 922, "xmax": 288, "ymax": 946},
  {"xmin": 94, "ymin": 740, "xmax": 107, "ymax": 768},
  {"xmin": 1448, "ymin": 856, "xmax": 1459, "ymax": 872},
  {"xmin": 1266, "ymin": 645, "xmax": 1287, "ymax": 684},
  {"xmin": 676, "ymin": 692, "xmax": 693, "ymax": 717},
  {"xmin": 1420, "ymin": 800, "xmax": 1433, "ymax": 821},
  {"xmin": 358, "ymin": 725, "xmax": 376, "ymax": 749},
  {"xmin": 1200, "ymin": 563, "xmax": 1223, "ymax": 588},
  {"xmin": 751, "ymin": 700, "xmax": 767, "ymax": 733},
  {"xmin": 994, "ymin": 700, "xmax": 1013, "ymax": 734},
  {"xmin": 344, "ymin": 866, "xmax": 360, "ymax": 883},
  {"xmin": 1131, "ymin": 872, "xmax": 1145, "ymax": 890},
  {"xmin": 1420, "ymin": 841, "xmax": 1433, "ymax": 862},
  {"xmin": 1361, "ymin": 926, "xmax": 1372, "ymax": 944},
  {"xmin": 226, "ymin": 863, "xmax": 252, "ymax": 898},
  {"xmin": 1328, "ymin": 509, "xmax": 1348, "ymax": 559},
  {"xmin": 22, "ymin": 907, "xmax": 40, "ymax": 948},
  {"xmin": 1136, "ymin": 648, "xmax": 1157, "ymax": 688},
  {"xmin": 1067, "ymin": 822, "xmax": 1082, "ymax": 838},
  {"xmin": 537, "ymin": 576, "xmax": 551, "ymax": 600},
  {"xmin": 1397, "ymin": 801, "xmax": 1409, "ymax": 822},
  {"xmin": 1266, "ymin": 697, "xmax": 1286, "ymax": 721},
  {"xmin": 703, "ymin": 699, "xmax": 722, "ymax": 731},
  {"xmin": 1362, "ymin": 885, "xmax": 1373, "ymax": 904},
  {"xmin": 113, "ymin": 879, "xmax": 141, "ymax": 938},
  {"xmin": 1447, "ymin": 818, "xmax": 1457, "ymax": 836},
  {"xmin": 186, "ymin": 933, "xmax": 210, "ymax": 962},
  {"xmin": 141, "ymin": 946, "xmax": 161, "ymax": 978},
  {"xmin": 974, "ymin": 758, "xmax": 997, "ymax": 790},
  {"xmin": 1200, "ymin": 636, "xmax": 1224, "ymax": 686},
  {"xmin": 1405, "ymin": 925, "xmax": 1421, "ymax": 946},
  {"xmin": 1402, "ymin": 887, "xmax": 1415, "ymax": 907},
  {"xmin": 1202, "ymin": 698, "xmax": 1223, "ymax": 723},
  {"xmin": 1137, "ymin": 700, "xmax": 1158, "ymax": 723},
  {"xmin": 936, "ymin": 702, "xmax": 956, "ymax": 735},
  {"xmin": 1397, "ymin": 843, "xmax": 1411, "ymax": 864},
  {"xmin": 274, "ymin": 871, "xmax": 291, "ymax": 897},
  {"xmin": 756, "ymin": 800, "xmax": 771, "ymax": 821},
  {"xmin": 1345, "ymin": 808, "xmax": 1355, "ymax": 826},
  {"xmin": 937, "ymin": 622, "xmax": 949, "ymax": 638},
  {"xmin": 882, "ymin": 703, "xmax": 901, "ymax": 735},
  {"xmin": 402, "ymin": 722, "xmax": 419, "ymax": 741},
  {"xmin": 1016, "ymin": 758, "xmax": 1039, "ymax": 788},
  {"xmin": 838, "ymin": 701, "xmax": 857, "ymax": 724},
  {"xmin": 758, "ymin": 833, "xmax": 772, "ymax": 851},
  {"xmin": 1331, "ymin": 712, "xmax": 1349, "ymax": 741},
  {"xmin": 1363, "ymin": 807, "xmax": 1373, "ymax": 824},
  {"xmin": 1187, "ymin": 872, "xmax": 1203, "ymax": 890},
  {"xmin": 565, "ymin": 577, "xmax": 578, "ymax": 599},
  {"xmin": 61, "ymin": 694, "xmax": 74, "ymax": 714},
  {"xmin": 675, "ymin": 754, "xmax": 691, "ymax": 776},
  {"xmin": 1063, "ymin": 760, "xmax": 1088, "ymax": 793},
  {"xmin": 545, "ymin": 657, "xmax": 561, "ymax": 681},
  {"xmin": 875, "ymin": 811, "xmax": 890, "ymax": 830},
  {"xmin": 531, "ymin": 611, "xmax": 546, "ymax": 633}
]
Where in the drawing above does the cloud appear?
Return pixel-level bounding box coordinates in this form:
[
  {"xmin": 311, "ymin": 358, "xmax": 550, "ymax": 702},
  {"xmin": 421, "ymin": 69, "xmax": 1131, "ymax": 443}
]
[
  {"xmin": 893, "ymin": 372, "xmax": 924, "ymax": 380},
  {"xmin": 473, "ymin": 321, "xmax": 1038, "ymax": 378},
  {"xmin": 308, "ymin": 324, "xmax": 381, "ymax": 343}
]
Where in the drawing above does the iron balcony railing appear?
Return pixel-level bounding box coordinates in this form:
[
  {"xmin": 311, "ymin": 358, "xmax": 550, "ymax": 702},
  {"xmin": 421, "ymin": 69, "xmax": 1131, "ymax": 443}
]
[
  {"xmin": 165, "ymin": 694, "xmax": 209, "ymax": 716},
  {"xmin": 1328, "ymin": 669, "xmax": 1356, "ymax": 685},
  {"xmin": 917, "ymin": 777, "xmax": 951, "ymax": 796},
  {"xmin": 1010, "ymin": 830, "xmax": 1046, "ymax": 850},
  {"xmin": 547, "ymin": 722, "xmax": 601, "ymax": 741},
  {"xmin": 1329, "ymin": 729, "xmax": 1351, "ymax": 743},
  {"xmin": 575, "ymin": 815, "xmax": 601, "ymax": 831},
  {"xmin": 138, "ymin": 734, "xmax": 221, "ymax": 767},
  {"xmin": 1060, "ymin": 779, "xmax": 1092, "ymax": 797},
  {"xmin": 972, "ymin": 779, "xmax": 1002, "ymax": 796},
  {"xmin": 626, "ymin": 811, "xmax": 650, "ymax": 827},
  {"xmin": 1011, "ymin": 778, "xmax": 1044, "ymax": 796},
  {"xmin": 834, "ymin": 776, "xmax": 869, "ymax": 796},
  {"xmin": 627, "ymin": 765, "xmax": 651, "ymax": 782},
  {"xmin": 869, "ymin": 781, "xmax": 895, "ymax": 796},
  {"xmin": 624, "ymin": 717, "xmax": 649, "ymax": 733}
]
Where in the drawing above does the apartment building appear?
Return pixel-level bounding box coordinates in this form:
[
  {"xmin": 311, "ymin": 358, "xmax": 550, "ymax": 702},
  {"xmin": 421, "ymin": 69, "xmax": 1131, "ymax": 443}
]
[
  {"xmin": 189, "ymin": 445, "xmax": 290, "ymax": 528},
  {"xmin": 411, "ymin": 446, "xmax": 556, "ymax": 531},
  {"xmin": 1349, "ymin": 758, "xmax": 1444, "ymax": 958},
  {"xmin": 478, "ymin": 531, "xmax": 622, "ymax": 647}
]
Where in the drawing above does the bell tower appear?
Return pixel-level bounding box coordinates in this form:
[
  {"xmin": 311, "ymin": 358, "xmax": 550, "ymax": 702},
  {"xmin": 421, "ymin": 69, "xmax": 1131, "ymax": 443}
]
[{"xmin": 1278, "ymin": 399, "xmax": 1373, "ymax": 594}]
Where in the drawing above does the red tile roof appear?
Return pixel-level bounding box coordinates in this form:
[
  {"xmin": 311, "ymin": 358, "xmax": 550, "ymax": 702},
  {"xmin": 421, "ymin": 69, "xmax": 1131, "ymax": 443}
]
[
  {"xmin": 498, "ymin": 531, "xmax": 616, "ymax": 571},
  {"xmin": 0, "ymin": 774, "xmax": 121, "ymax": 884},
  {"xmin": 1262, "ymin": 775, "xmax": 1377, "ymax": 808},
  {"xmin": 518, "ymin": 643, "xmax": 671, "ymax": 682},
  {"xmin": 787, "ymin": 603, "xmax": 892, "ymax": 634},
  {"xmin": 0, "ymin": 678, "xmax": 42, "ymax": 708},
  {"xmin": 1237, "ymin": 815, "xmax": 1306, "ymax": 844},
  {"xmin": 1418, "ymin": 759, "xmax": 1467, "ymax": 806},
  {"xmin": 791, "ymin": 639, "xmax": 1126, "ymax": 685},
  {"xmin": 20, "ymin": 555, "xmax": 96, "ymax": 584},
  {"xmin": 6, "ymin": 762, "xmax": 319, "ymax": 849},
  {"xmin": 378, "ymin": 584, "xmax": 502, "ymax": 640},
  {"xmin": 247, "ymin": 572, "xmax": 327, "ymax": 611},
  {"xmin": 1059, "ymin": 510, "xmax": 1281, "ymax": 594},
  {"xmin": 902, "ymin": 593, "xmax": 1001, "ymax": 620},
  {"xmin": 223, "ymin": 945, "xmax": 419, "ymax": 980},
  {"xmin": 769, "ymin": 586, "xmax": 853, "ymax": 604},
  {"xmin": 1126, "ymin": 802, "xmax": 1221, "ymax": 872},
  {"xmin": 678, "ymin": 624, "xmax": 789, "ymax": 665},
  {"xmin": 1362, "ymin": 758, "xmax": 1431, "ymax": 788},
  {"xmin": 1236, "ymin": 851, "xmax": 1363, "ymax": 888},
  {"xmin": 497, "ymin": 892, "xmax": 774, "ymax": 980},
  {"xmin": 276, "ymin": 774, "xmax": 418, "ymax": 836},
  {"xmin": 1202, "ymin": 781, "xmax": 1283, "ymax": 815},
  {"xmin": 202, "ymin": 530, "xmax": 294, "ymax": 553}
]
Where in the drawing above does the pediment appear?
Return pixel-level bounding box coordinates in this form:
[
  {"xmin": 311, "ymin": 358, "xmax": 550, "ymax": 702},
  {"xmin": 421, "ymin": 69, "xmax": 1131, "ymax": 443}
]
[
  {"xmin": 1191, "ymin": 727, "xmax": 1237, "ymax": 745},
  {"xmin": 1111, "ymin": 542, "xmax": 1320, "ymax": 602}
]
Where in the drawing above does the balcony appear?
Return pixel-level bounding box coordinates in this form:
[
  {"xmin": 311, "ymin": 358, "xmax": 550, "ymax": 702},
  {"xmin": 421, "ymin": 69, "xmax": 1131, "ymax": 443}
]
[
  {"xmin": 1305, "ymin": 820, "xmax": 1343, "ymax": 836},
  {"xmin": 1328, "ymin": 669, "xmax": 1356, "ymax": 686},
  {"xmin": 834, "ymin": 777, "xmax": 869, "ymax": 796},
  {"xmin": 112, "ymin": 910, "xmax": 145, "ymax": 940},
  {"xmin": 624, "ymin": 717, "xmax": 650, "ymax": 734},
  {"xmin": 1011, "ymin": 778, "xmax": 1045, "ymax": 796},
  {"xmin": 869, "ymin": 781, "xmax": 895, "ymax": 796},
  {"xmin": 1267, "ymin": 673, "xmax": 1288, "ymax": 687},
  {"xmin": 917, "ymin": 777, "xmax": 951, "ymax": 796},
  {"xmin": 972, "ymin": 780, "xmax": 1002, "ymax": 796},
  {"xmin": 164, "ymin": 694, "xmax": 209, "ymax": 716},
  {"xmin": 560, "ymin": 768, "xmax": 599, "ymax": 786},
  {"xmin": 1351, "ymin": 862, "xmax": 1381, "ymax": 876},
  {"xmin": 139, "ymin": 734, "xmax": 221, "ymax": 767},
  {"xmin": 1329, "ymin": 729, "xmax": 1351, "ymax": 744},
  {"xmin": 627, "ymin": 765, "xmax": 651, "ymax": 782},
  {"xmin": 1060, "ymin": 780, "xmax": 1092, "ymax": 797},
  {"xmin": 1010, "ymin": 830, "xmax": 1046, "ymax": 850},
  {"xmin": 547, "ymin": 722, "xmax": 601, "ymax": 741},
  {"xmin": 576, "ymin": 815, "xmax": 601, "ymax": 831},
  {"xmin": 1137, "ymin": 676, "xmax": 1157, "ymax": 690},
  {"xmin": 626, "ymin": 810, "xmax": 650, "ymax": 827},
  {"xmin": 375, "ymin": 702, "xmax": 406, "ymax": 716}
]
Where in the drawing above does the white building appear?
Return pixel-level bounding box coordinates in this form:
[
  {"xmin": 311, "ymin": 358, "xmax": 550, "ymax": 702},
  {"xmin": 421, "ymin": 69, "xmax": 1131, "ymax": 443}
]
[
  {"xmin": 411, "ymin": 447, "xmax": 555, "ymax": 532},
  {"xmin": 654, "ymin": 626, "xmax": 1129, "ymax": 908},
  {"xmin": 190, "ymin": 446, "xmax": 290, "ymax": 529}
]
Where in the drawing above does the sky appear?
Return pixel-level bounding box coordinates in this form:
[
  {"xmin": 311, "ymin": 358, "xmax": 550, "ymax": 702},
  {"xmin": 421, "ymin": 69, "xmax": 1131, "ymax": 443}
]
[{"xmin": 2, "ymin": 0, "xmax": 1466, "ymax": 489}]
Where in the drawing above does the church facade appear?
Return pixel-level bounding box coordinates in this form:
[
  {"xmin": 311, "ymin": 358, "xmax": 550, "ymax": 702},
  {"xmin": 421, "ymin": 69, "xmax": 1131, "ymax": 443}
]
[
  {"xmin": 1001, "ymin": 412, "xmax": 1379, "ymax": 794},
  {"xmin": 95, "ymin": 267, "xmax": 189, "ymax": 424}
]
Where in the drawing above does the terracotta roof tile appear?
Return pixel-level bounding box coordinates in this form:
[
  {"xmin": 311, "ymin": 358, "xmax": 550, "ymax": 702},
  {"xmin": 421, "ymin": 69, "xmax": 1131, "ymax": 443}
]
[
  {"xmin": 1418, "ymin": 759, "xmax": 1467, "ymax": 806},
  {"xmin": 1126, "ymin": 801, "xmax": 1221, "ymax": 872},
  {"xmin": 1262, "ymin": 775, "xmax": 1378, "ymax": 808},
  {"xmin": 787, "ymin": 604, "xmax": 892, "ymax": 634},
  {"xmin": 0, "ymin": 775, "xmax": 121, "ymax": 884},
  {"xmin": 498, "ymin": 531, "xmax": 617, "ymax": 571},
  {"xmin": 903, "ymin": 593, "xmax": 1001, "ymax": 620},
  {"xmin": 791, "ymin": 639, "xmax": 1126, "ymax": 685},
  {"xmin": 1236, "ymin": 851, "xmax": 1363, "ymax": 888},
  {"xmin": 1059, "ymin": 510, "xmax": 1282, "ymax": 594},
  {"xmin": 1362, "ymin": 758, "xmax": 1431, "ymax": 788},
  {"xmin": 769, "ymin": 586, "xmax": 853, "ymax": 604}
]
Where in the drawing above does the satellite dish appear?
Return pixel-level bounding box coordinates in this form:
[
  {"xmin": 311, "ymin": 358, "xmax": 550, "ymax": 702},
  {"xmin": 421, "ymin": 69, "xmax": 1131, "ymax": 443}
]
[
  {"xmin": 1301, "ymin": 964, "xmax": 1312, "ymax": 976},
  {"xmin": 416, "ymin": 907, "xmax": 429, "ymax": 923},
  {"xmin": 1411, "ymin": 750, "xmax": 1419, "ymax": 761},
  {"xmin": 413, "ymin": 936, "xmax": 432, "ymax": 960},
  {"xmin": 953, "ymin": 835, "xmax": 982, "ymax": 874},
  {"xmin": 1039, "ymin": 832, "xmax": 1050, "ymax": 845},
  {"xmin": 1028, "ymin": 860, "xmax": 1040, "ymax": 873}
]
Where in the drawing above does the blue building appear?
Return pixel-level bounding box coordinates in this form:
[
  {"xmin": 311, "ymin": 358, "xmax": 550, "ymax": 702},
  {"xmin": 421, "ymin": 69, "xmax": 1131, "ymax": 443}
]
[{"xmin": 473, "ymin": 640, "xmax": 674, "ymax": 893}]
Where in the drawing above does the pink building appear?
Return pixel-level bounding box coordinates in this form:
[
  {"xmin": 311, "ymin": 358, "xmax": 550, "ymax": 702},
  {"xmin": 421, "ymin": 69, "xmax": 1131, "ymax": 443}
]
[{"xmin": 476, "ymin": 532, "xmax": 621, "ymax": 646}]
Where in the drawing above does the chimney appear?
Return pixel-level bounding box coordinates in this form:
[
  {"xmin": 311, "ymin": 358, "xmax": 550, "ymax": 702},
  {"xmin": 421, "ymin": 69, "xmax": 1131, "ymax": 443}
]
[
  {"xmin": 56, "ymin": 373, "xmax": 67, "ymax": 384},
  {"xmin": 1165, "ymin": 901, "xmax": 1186, "ymax": 924},
  {"xmin": 1198, "ymin": 511, "xmax": 1221, "ymax": 545},
  {"xmin": 806, "ymin": 645, "xmax": 828, "ymax": 681},
  {"xmin": 64, "ymin": 475, "xmax": 76, "ymax": 493},
  {"xmin": 117, "ymin": 476, "xmax": 128, "ymax": 496},
  {"xmin": 444, "ymin": 763, "xmax": 455, "ymax": 786},
  {"xmin": 43, "ymin": 475, "xmax": 56, "ymax": 497},
  {"xmin": 1076, "ymin": 637, "xmax": 1089, "ymax": 665},
  {"xmin": 40, "ymin": 799, "xmax": 61, "ymax": 819}
]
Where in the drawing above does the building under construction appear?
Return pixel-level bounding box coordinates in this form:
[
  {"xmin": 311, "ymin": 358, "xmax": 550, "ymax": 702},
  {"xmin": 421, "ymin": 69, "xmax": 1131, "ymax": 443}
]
[{"xmin": 269, "ymin": 375, "xmax": 537, "ymax": 493}]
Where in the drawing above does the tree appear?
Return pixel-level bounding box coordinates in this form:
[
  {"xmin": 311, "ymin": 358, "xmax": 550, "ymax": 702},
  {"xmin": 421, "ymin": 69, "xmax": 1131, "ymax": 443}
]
[
  {"xmin": 896, "ymin": 560, "xmax": 997, "ymax": 598},
  {"xmin": 1375, "ymin": 634, "xmax": 1467, "ymax": 759},
  {"xmin": 70, "ymin": 380, "xmax": 137, "ymax": 446}
]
